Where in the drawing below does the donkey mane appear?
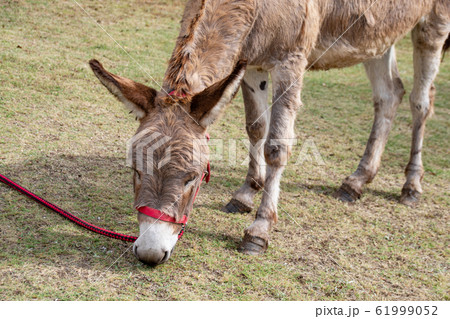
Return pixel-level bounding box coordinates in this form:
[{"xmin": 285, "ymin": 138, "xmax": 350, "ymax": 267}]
[
  {"xmin": 163, "ymin": 0, "xmax": 256, "ymax": 96},
  {"xmin": 164, "ymin": 0, "xmax": 207, "ymax": 95}
]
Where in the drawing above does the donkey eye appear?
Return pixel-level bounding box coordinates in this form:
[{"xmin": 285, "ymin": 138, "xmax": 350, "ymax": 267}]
[{"xmin": 184, "ymin": 176, "xmax": 196, "ymax": 187}]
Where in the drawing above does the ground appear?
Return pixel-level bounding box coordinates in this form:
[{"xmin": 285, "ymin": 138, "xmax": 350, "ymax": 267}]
[{"xmin": 0, "ymin": 0, "xmax": 448, "ymax": 300}]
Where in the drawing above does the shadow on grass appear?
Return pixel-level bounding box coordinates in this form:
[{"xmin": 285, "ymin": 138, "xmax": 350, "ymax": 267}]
[
  {"xmin": 285, "ymin": 180, "xmax": 401, "ymax": 203},
  {"xmin": 212, "ymin": 163, "xmax": 403, "ymax": 204},
  {"xmin": 365, "ymin": 188, "xmax": 400, "ymax": 202},
  {"xmin": 188, "ymin": 227, "xmax": 242, "ymax": 250},
  {"xmin": 0, "ymin": 152, "xmax": 403, "ymax": 274}
]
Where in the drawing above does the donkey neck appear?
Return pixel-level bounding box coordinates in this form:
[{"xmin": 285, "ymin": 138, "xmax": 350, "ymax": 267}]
[{"xmin": 163, "ymin": 0, "xmax": 256, "ymax": 95}]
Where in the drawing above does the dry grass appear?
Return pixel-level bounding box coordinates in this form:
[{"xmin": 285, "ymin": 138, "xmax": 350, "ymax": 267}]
[{"xmin": 0, "ymin": 0, "xmax": 448, "ymax": 300}]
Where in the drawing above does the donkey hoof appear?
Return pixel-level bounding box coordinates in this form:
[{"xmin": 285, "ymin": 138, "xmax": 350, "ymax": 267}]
[
  {"xmin": 221, "ymin": 198, "xmax": 253, "ymax": 214},
  {"xmin": 334, "ymin": 184, "xmax": 361, "ymax": 202},
  {"xmin": 400, "ymin": 188, "xmax": 421, "ymax": 207},
  {"xmin": 238, "ymin": 234, "xmax": 268, "ymax": 255}
]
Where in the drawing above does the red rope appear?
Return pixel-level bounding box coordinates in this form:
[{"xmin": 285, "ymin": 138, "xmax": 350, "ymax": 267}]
[{"xmin": 0, "ymin": 173, "xmax": 138, "ymax": 242}]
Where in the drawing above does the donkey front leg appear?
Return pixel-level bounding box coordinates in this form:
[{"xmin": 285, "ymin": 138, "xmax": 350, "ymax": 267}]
[
  {"xmin": 223, "ymin": 68, "xmax": 269, "ymax": 213},
  {"xmin": 239, "ymin": 55, "xmax": 304, "ymax": 255},
  {"xmin": 336, "ymin": 46, "xmax": 405, "ymax": 202}
]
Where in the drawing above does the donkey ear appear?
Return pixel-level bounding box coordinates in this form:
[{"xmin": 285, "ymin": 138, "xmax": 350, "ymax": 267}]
[
  {"xmin": 89, "ymin": 59, "xmax": 157, "ymax": 119},
  {"xmin": 190, "ymin": 60, "xmax": 246, "ymax": 128}
]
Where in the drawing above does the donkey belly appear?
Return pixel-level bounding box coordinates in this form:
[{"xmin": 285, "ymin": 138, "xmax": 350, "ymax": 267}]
[{"xmin": 307, "ymin": 37, "xmax": 397, "ymax": 70}]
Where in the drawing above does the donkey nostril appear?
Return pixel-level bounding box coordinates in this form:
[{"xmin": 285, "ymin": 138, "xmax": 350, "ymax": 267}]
[
  {"xmin": 133, "ymin": 244, "xmax": 138, "ymax": 257},
  {"xmin": 160, "ymin": 250, "xmax": 170, "ymax": 264}
]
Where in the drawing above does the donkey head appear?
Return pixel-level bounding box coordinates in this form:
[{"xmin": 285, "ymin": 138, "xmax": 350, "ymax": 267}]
[{"xmin": 89, "ymin": 59, "xmax": 246, "ymax": 265}]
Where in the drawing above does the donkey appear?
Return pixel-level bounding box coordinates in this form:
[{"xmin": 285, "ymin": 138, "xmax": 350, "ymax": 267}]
[{"xmin": 90, "ymin": 0, "xmax": 450, "ymax": 265}]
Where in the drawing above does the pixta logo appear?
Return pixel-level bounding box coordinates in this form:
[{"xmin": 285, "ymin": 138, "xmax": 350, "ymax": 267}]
[{"xmin": 126, "ymin": 129, "xmax": 172, "ymax": 176}]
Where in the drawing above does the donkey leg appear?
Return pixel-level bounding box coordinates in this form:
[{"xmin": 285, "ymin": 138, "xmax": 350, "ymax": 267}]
[
  {"xmin": 239, "ymin": 54, "xmax": 304, "ymax": 255},
  {"xmin": 223, "ymin": 68, "xmax": 269, "ymax": 214},
  {"xmin": 336, "ymin": 46, "xmax": 405, "ymax": 202},
  {"xmin": 400, "ymin": 18, "xmax": 449, "ymax": 206}
]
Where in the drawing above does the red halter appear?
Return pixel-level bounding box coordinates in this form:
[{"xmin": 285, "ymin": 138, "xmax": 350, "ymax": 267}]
[
  {"xmin": 136, "ymin": 134, "xmax": 210, "ymax": 239},
  {"xmin": 168, "ymin": 90, "xmax": 187, "ymax": 98}
]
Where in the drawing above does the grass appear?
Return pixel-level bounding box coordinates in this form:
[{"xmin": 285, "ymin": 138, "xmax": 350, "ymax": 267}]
[{"xmin": 0, "ymin": 0, "xmax": 449, "ymax": 300}]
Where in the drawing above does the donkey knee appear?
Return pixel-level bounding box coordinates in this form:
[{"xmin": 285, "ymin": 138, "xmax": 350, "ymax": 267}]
[
  {"xmin": 373, "ymin": 97, "xmax": 397, "ymax": 121},
  {"xmin": 246, "ymin": 121, "xmax": 266, "ymax": 140},
  {"xmin": 264, "ymin": 141, "xmax": 291, "ymax": 167},
  {"xmin": 410, "ymin": 95, "xmax": 433, "ymax": 121},
  {"xmin": 373, "ymin": 80, "xmax": 404, "ymax": 119},
  {"xmin": 410, "ymin": 83, "xmax": 436, "ymax": 120}
]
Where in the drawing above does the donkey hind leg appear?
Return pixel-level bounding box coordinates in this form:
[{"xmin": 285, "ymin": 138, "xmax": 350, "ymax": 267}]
[
  {"xmin": 336, "ymin": 46, "xmax": 405, "ymax": 202},
  {"xmin": 400, "ymin": 17, "xmax": 449, "ymax": 206},
  {"xmin": 222, "ymin": 68, "xmax": 269, "ymax": 213},
  {"xmin": 239, "ymin": 53, "xmax": 304, "ymax": 255}
]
